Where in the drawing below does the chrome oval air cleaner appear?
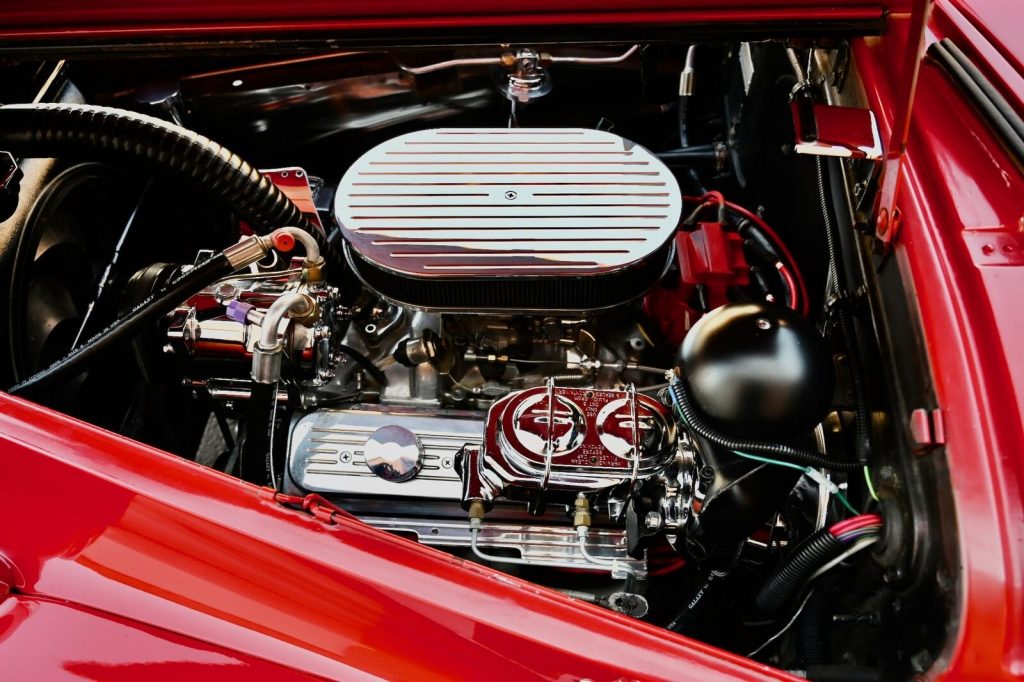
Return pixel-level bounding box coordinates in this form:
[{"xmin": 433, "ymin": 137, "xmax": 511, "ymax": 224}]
[{"xmin": 334, "ymin": 128, "xmax": 681, "ymax": 311}]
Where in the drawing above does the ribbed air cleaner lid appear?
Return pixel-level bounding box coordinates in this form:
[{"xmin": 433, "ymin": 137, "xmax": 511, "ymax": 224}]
[{"xmin": 334, "ymin": 128, "xmax": 682, "ymax": 279}]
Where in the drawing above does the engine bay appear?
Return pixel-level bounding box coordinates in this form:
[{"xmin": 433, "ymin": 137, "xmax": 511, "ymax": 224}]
[{"xmin": 0, "ymin": 38, "xmax": 957, "ymax": 680}]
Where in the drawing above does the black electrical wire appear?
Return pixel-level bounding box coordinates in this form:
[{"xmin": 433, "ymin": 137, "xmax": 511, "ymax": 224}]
[
  {"xmin": 10, "ymin": 254, "xmax": 233, "ymax": 397},
  {"xmin": 656, "ymin": 145, "xmax": 719, "ymax": 167},
  {"xmin": 669, "ymin": 380, "xmax": 858, "ymax": 472},
  {"xmin": 816, "ymin": 156, "xmax": 871, "ymax": 466},
  {"xmin": 337, "ymin": 344, "xmax": 389, "ymax": 387}
]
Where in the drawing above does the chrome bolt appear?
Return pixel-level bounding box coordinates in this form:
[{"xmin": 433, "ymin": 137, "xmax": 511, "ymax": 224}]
[
  {"xmin": 644, "ymin": 511, "xmax": 662, "ymax": 530},
  {"xmin": 339, "ymin": 451, "xmax": 353, "ymax": 464},
  {"xmin": 756, "ymin": 318, "xmax": 772, "ymax": 330}
]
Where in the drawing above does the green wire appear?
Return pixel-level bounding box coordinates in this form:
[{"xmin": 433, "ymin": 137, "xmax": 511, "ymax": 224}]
[
  {"xmin": 864, "ymin": 465, "xmax": 880, "ymax": 502},
  {"xmin": 669, "ymin": 384, "xmax": 861, "ymax": 515},
  {"xmin": 732, "ymin": 449, "xmax": 804, "ymax": 472},
  {"xmin": 731, "ymin": 450, "xmax": 860, "ymax": 515},
  {"xmin": 832, "ymin": 487, "xmax": 860, "ymax": 516}
]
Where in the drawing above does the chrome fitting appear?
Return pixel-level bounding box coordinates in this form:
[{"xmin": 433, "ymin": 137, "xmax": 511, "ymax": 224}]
[
  {"xmin": 251, "ymin": 293, "xmax": 319, "ymax": 384},
  {"xmin": 223, "ymin": 234, "xmax": 270, "ymax": 269},
  {"xmin": 679, "ymin": 70, "xmax": 695, "ymax": 97},
  {"xmin": 251, "ymin": 344, "xmax": 283, "ymax": 385}
]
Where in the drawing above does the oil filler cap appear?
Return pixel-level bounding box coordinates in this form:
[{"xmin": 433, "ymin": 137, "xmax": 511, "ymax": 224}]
[{"xmin": 364, "ymin": 425, "xmax": 423, "ymax": 483}]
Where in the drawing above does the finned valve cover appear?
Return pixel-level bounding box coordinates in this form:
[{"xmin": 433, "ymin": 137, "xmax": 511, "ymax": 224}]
[{"xmin": 334, "ymin": 128, "xmax": 682, "ymax": 311}]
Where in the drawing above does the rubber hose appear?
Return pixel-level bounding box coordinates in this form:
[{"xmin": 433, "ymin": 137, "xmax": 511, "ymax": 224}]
[
  {"xmin": 755, "ymin": 528, "xmax": 844, "ymax": 615},
  {"xmin": 800, "ymin": 587, "xmax": 829, "ymax": 665},
  {"xmin": 242, "ymin": 380, "xmax": 279, "ymax": 486},
  {"xmin": 816, "ymin": 156, "xmax": 871, "ymax": 466},
  {"xmin": 667, "ymin": 568, "xmax": 726, "ymax": 635},
  {"xmin": 737, "ymin": 219, "xmax": 782, "ymax": 261},
  {"xmin": 2, "ymin": 103, "xmax": 359, "ymax": 396},
  {"xmin": 678, "ymin": 96, "xmax": 690, "ymax": 148},
  {"xmin": 9, "ymin": 254, "xmax": 232, "ymax": 397},
  {"xmin": 670, "ymin": 380, "xmax": 858, "ymax": 471},
  {"xmin": 0, "ymin": 103, "xmax": 344, "ymax": 271},
  {"xmin": 657, "ymin": 146, "xmax": 719, "ymax": 166}
]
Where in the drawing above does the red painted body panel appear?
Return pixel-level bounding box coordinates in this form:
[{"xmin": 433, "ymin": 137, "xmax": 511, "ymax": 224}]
[
  {"xmin": 0, "ymin": 1, "xmax": 891, "ymax": 42},
  {"xmin": 0, "ymin": 0, "xmax": 1021, "ymax": 679},
  {"xmin": 0, "ymin": 394, "xmax": 792, "ymax": 681},
  {"xmin": 854, "ymin": 1, "xmax": 1024, "ymax": 677},
  {"xmin": 0, "ymin": 595, "xmax": 322, "ymax": 681}
]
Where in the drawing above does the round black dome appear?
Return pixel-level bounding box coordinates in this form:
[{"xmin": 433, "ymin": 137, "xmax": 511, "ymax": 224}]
[{"xmin": 678, "ymin": 302, "xmax": 834, "ymax": 440}]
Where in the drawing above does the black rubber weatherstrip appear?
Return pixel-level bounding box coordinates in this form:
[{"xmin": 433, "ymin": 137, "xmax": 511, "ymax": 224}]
[{"xmin": 928, "ymin": 39, "xmax": 1024, "ymax": 163}]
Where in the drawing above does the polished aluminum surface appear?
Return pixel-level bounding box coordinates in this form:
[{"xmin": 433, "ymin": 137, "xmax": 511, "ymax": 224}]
[
  {"xmin": 364, "ymin": 425, "xmax": 423, "ymax": 483},
  {"xmin": 364, "ymin": 516, "xmax": 647, "ymax": 578},
  {"xmin": 335, "ymin": 128, "xmax": 681, "ymax": 277},
  {"xmin": 289, "ymin": 406, "xmax": 483, "ymax": 499}
]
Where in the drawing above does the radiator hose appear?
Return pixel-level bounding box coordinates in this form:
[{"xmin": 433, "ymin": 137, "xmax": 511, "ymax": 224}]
[{"xmin": 0, "ymin": 103, "xmax": 346, "ymax": 398}]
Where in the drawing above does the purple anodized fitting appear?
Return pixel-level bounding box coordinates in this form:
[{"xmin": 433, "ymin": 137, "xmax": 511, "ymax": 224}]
[{"xmin": 225, "ymin": 299, "xmax": 256, "ymax": 324}]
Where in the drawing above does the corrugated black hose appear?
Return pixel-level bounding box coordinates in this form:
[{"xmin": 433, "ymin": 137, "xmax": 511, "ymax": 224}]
[
  {"xmin": 754, "ymin": 528, "xmax": 844, "ymax": 615},
  {"xmin": 669, "ymin": 380, "xmax": 858, "ymax": 471},
  {"xmin": 0, "ymin": 103, "xmax": 350, "ymax": 398}
]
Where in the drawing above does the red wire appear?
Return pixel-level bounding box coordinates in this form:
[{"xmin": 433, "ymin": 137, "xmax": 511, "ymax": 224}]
[
  {"xmin": 724, "ymin": 201, "xmax": 811, "ymax": 317},
  {"xmin": 682, "ymin": 195, "xmax": 811, "ymax": 317},
  {"xmin": 830, "ymin": 514, "xmax": 883, "ymax": 536},
  {"xmin": 776, "ymin": 262, "xmax": 799, "ymax": 312},
  {"xmin": 831, "ymin": 515, "xmax": 883, "ymax": 535},
  {"xmin": 702, "ymin": 190, "xmax": 726, "ymax": 208}
]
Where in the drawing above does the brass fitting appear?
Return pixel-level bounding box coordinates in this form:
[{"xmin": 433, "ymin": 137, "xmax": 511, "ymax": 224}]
[
  {"xmin": 573, "ymin": 493, "xmax": 591, "ymax": 530},
  {"xmin": 287, "ymin": 294, "xmax": 320, "ymax": 326},
  {"xmin": 303, "ymin": 261, "xmax": 324, "ymax": 282},
  {"xmin": 468, "ymin": 499, "xmax": 487, "ymax": 521}
]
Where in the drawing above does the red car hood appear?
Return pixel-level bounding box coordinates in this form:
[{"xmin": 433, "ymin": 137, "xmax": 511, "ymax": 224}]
[
  {"xmin": 0, "ymin": 0, "xmax": 907, "ymax": 41},
  {"xmin": 0, "ymin": 394, "xmax": 792, "ymax": 681}
]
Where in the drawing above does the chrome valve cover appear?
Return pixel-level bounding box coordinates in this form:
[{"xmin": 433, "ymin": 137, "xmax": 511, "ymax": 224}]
[{"xmin": 288, "ymin": 406, "xmax": 484, "ymax": 500}]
